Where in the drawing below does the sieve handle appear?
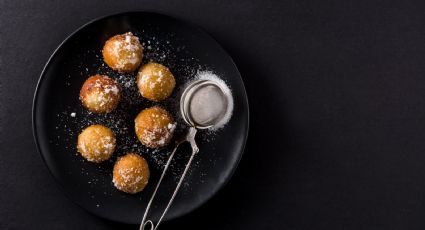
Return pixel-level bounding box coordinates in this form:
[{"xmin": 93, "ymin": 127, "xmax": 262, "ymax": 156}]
[{"xmin": 140, "ymin": 127, "xmax": 199, "ymax": 230}]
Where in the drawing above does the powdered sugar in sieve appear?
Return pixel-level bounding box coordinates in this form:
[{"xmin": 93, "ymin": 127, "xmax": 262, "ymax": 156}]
[{"xmin": 181, "ymin": 71, "xmax": 234, "ymax": 129}]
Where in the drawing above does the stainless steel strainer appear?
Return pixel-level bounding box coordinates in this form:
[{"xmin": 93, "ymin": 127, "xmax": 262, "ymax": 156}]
[{"xmin": 140, "ymin": 79, "xmax": 231, "ymax": 230}]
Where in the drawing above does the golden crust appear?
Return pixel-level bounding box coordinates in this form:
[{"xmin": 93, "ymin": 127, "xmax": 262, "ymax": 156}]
[
  {"xmin": 134, "ymin": 106, "xmax": 175, "ymax": 148},
  {"xmin": 113, "ymin": 153, "xmax": 150, "ymax": 194},
  {"xmin": 79, "ymin": 74, "xmax": 121, "ymax": 113},
  {"xmin": 77, "ymin": 124, "xmax": 116, "ymax": 163},
  {"xmin": 137, "ymin": 62, "xmax": 176, "ymax": 102},
  {"xmin": 102, "ymin": 32, "xmax": 143, "ymax": 73}
]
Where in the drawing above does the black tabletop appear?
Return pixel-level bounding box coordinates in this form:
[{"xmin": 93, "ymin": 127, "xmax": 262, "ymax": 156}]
[{"xmin": 2, "ymin": 1, "xmax": 425, "ymax": 229}]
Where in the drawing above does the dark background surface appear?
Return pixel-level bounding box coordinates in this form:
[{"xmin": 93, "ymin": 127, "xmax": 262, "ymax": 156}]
[{"xmin": 2, "ymin": 0, "xmax": 425, "ymax": 229}]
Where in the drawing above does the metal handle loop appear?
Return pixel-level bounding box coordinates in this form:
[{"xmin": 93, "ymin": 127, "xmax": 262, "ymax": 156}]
[{"xmin": 140, "ymin": 127, "xmax": 198, "ymax": 230}]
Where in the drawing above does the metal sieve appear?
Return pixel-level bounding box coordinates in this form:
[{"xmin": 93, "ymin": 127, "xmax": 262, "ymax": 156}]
[{"xmin": 140, "ymin": 79, "xmax": 231, "ymax": 230}]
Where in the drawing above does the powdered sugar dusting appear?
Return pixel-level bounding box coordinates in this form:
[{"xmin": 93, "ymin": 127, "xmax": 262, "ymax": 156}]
[
  {"xmin": 192, "ymin": 71, "xmax": 234, "ymax": 130},
  {"xmin": 111, "ymin": 32, "xmax": 142, "ymax": 69},
  {"xmin": 54, "ymin": 28, "xmax": 237, "ymax": 202}
]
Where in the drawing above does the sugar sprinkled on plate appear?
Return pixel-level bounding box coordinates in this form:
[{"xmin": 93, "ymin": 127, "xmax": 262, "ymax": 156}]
[{"xmin": 55, "ymin": 32, "xmax": 228, "ymax": 194}]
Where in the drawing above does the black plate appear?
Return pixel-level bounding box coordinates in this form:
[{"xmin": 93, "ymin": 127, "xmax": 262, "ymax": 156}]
[{"xmin": 32, "ymin": 12, "xmax": 249, "ymax": 224}]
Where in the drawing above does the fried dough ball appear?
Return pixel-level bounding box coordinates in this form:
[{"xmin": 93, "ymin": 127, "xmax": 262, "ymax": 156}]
[
  {"xmin": 113, "ymin": 153, "xmax": 150, "ymax": 194},
  {"xmin": 137, "ymin": 62, "xmax": 176, "ymax": 101},
  {"xmin": 134, "ymin": 106, "xmax": 176, "ymax": 148},
  {"xmin": 79, "ymin": 74, "xmax": 121, "ymax": 113},
  {"xmin": 77, "ymin": 124, "xmax": 116, "ymax": 163},
  {"xmin": 102, "ymin": 32, "xmax": 143, "ymax": 73}
]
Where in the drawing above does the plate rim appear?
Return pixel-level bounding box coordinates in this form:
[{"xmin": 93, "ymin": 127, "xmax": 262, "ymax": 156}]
[{"xmin": 32, "ymin": 10, "xmax": 250, "ymax": 224}]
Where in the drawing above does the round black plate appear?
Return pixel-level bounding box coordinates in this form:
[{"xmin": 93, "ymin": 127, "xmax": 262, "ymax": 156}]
[{"xmin": 32, "ymin": 12, "xmax": 249, "ymax": 224}]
